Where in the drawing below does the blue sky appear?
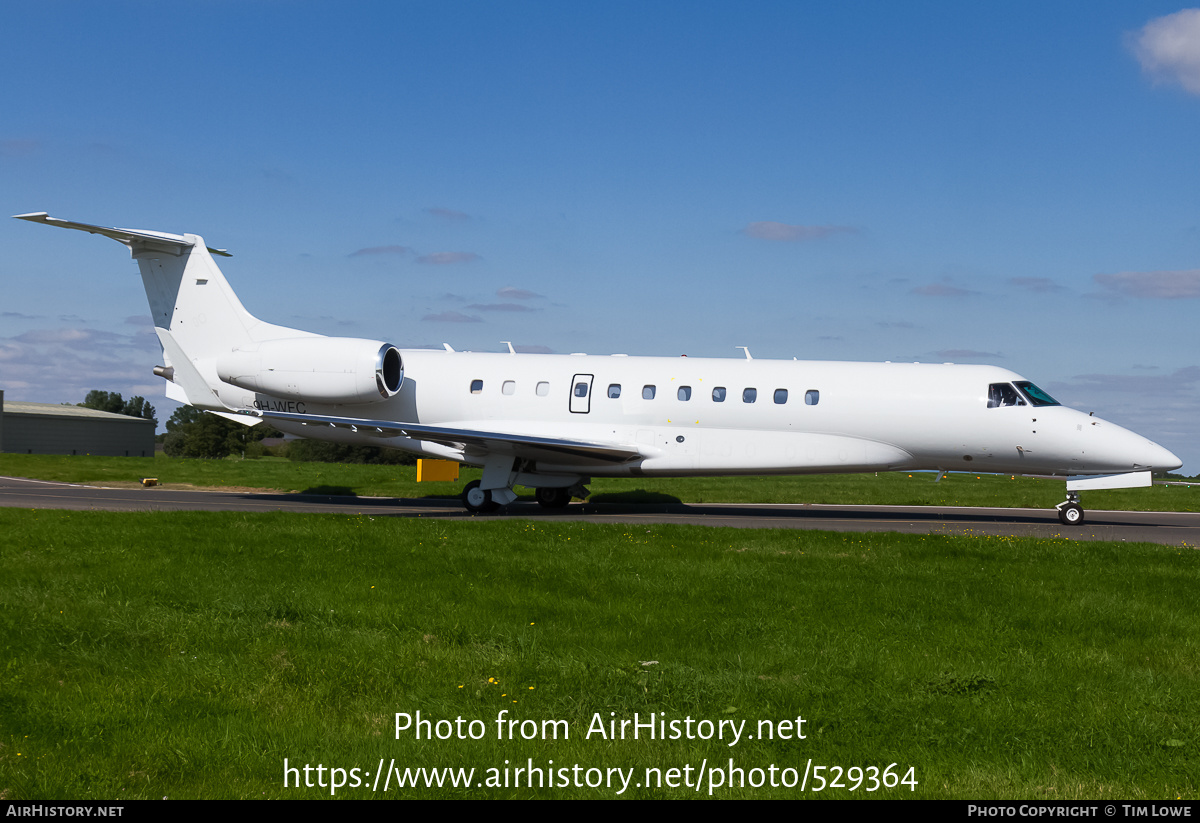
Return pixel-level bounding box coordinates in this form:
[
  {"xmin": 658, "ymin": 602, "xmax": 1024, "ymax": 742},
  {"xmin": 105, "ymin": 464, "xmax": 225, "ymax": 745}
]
[{"xmin": 3, "ymin": 2, "xmax": 1198, "ymax": 472}]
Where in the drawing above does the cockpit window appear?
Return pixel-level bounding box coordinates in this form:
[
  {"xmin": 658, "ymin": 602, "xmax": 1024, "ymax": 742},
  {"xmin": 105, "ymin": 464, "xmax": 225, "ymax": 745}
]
[
  {"xmin": 1014, "ymin": 381, "xmax": 1060, "ymax": 407},
  {"xmin": 987, "ymin": 383, "xmax": 1024, "ymax": 408}
]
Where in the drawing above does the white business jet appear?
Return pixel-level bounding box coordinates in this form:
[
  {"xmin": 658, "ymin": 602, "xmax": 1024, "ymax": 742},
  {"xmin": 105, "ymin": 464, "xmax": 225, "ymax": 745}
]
[{"xmin": 15, "ymin": 212, "xmax": 1182, "ymax": 525}]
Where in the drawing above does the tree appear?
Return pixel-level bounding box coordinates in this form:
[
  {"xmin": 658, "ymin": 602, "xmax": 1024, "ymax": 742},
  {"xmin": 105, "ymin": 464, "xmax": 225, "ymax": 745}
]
[
  {"xmin": 79, "ymin": 390, "xmax": 125, "ymax": 415},
  {"xmin": 122, "ymin": 395, "xmax": 156, "ymax": 423},
  {"xmin": 79, "ymin": 390, "xmax": 157, "ymax": 425},
  {"xmin": 285, "ymin": 439, "xmax": 415, "ymax": 465},
  {"xmin": 164, "ymin": 405, "xmax": 206, "ymax": 432},
  {"xmin": 162, "ymin": 405, "xmax": 279, "ymax": 459}
]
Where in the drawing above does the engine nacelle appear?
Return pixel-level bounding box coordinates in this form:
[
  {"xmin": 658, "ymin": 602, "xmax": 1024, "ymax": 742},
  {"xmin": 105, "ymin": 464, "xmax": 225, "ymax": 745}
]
[{"xmin": 216, "ymin": 337, "xmax": 403, "ymax": 404}]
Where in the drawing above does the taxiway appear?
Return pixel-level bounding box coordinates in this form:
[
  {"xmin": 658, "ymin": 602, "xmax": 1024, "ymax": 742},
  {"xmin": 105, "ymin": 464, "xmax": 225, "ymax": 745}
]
[{"xmin": 1, "ymin": 476, "xmax": 1195, "ymax": 545}]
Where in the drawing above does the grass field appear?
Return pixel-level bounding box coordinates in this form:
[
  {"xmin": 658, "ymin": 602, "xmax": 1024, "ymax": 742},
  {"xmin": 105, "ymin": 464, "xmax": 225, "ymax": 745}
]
[
  {"xmin": 1, "ymin": 508, "xmax": 1196, "ymax": 799},
  {"xmin": 1, "ymin": 452, "xmax": 1198, "ymax": 512}
]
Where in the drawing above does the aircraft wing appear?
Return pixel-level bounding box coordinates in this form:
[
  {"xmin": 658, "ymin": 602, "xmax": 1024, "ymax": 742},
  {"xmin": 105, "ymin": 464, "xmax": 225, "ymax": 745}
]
[{"xmin": 256, "ymin": 410, "xmax": 644, "ymax": 465}]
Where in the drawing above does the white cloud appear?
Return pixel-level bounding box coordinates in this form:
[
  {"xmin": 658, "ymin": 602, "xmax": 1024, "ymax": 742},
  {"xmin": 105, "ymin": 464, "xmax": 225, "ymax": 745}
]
[
  {"xmin": 910, "ymin": 283, "xmax": 976, "ymax": 297},
  {"xmin": 417, "ymin": 252, "xmax": 481, "ymax": 265},
  {"xmin": 497, "ymin": 287, "xmax": 542, "ymax": 300},
  {"xmin": 0, "ymin": 325, "xmax": 163, "ymax": 404},
  {"xmin": 1063, "ymin": 366, "xmax": 1200, "ymax": 398},
  {"xmin": 421, "ymin": 311, "xmax": 482, "ymax": 323},
  {"xmin": 15, "ymin": 328, "xmax": 114, "ymax": 345},
  {"xmin": 742, "ymin": 222, "xmax": 856, "ymax": 242},
  {"xmin": 466, "ymin": 303, "xmax": 537, "ymax": 313},
  {"xmin": 1093, "ymin": 269, "xmax": 1200, "ymax": 298},
  {"xmin": 1130, "ymin": 8, "xmax": 1200, "ymax": 95},
  {"xmin": 935, "ymin": 349, "xmax": 1002, "ymax": 360},
  {"xmin": 0, "ymin": 139, "xmax": 41, "ymax": 157},
  {"xmin": 349, "ymin": 245, "xmax": 411, "ymax": 257}
]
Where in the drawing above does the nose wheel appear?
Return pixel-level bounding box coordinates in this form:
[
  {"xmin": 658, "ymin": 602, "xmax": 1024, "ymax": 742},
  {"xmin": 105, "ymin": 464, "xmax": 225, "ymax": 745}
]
[{"xmin": 1056, "ymin": 493, "xmax": 1084, "ymax": 526}]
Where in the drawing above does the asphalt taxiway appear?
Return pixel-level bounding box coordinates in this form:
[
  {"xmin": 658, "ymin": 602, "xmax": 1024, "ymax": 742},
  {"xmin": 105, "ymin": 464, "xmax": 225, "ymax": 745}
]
[{"xmin": 1, "ymin": 475, "xmax": 1196, "ymax": 545}]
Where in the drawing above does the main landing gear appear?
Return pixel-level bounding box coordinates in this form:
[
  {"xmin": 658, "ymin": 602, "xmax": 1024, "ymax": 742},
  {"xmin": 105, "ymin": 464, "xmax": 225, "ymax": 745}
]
[
  {"xmin": 462, "ymin": 480, "xmax": 500, "ymax": 514},
  {"xmin": 460, "ymin": 477, "xmax": 584, "ymax": 513},
  {"xmin": 1056, "ymin": 492, "xmax": 1084, "ymax": 526},
  {"xmin": 534, "ymin": 486, "xmax": 572, "ymax": 509}
]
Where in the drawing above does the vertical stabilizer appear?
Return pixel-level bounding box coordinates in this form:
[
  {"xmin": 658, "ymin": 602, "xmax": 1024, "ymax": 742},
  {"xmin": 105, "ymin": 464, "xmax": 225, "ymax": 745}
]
[
  {"xmin": 135, "ymin": 236, "xmax": 258, "ymax": 355},
  {"xmin": 13, "ymin": 213, "xmax": 318, "ymax": 408},
  {"xmin": 129, "ymin": 234, "xmax": 315, "ymax": 363}
]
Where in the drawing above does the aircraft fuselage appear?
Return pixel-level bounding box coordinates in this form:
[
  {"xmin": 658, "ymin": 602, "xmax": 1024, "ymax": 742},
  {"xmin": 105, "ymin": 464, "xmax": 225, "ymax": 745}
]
[{"xmin": 255, "ymin": 350, "xmax": 1174, "ymax": 480}]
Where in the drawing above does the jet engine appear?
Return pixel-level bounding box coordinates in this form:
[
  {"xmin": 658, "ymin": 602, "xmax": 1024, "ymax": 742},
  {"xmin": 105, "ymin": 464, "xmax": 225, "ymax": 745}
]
[{"xmin": 215, "ymin": 337, "xmax": 403, "ymax": 404}]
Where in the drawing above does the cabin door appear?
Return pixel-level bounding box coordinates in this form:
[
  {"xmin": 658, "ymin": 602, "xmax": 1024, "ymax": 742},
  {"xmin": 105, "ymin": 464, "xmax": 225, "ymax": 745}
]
[{"xmin": 569, "ymin": 373, "xmax": 594, "ymax": 413}]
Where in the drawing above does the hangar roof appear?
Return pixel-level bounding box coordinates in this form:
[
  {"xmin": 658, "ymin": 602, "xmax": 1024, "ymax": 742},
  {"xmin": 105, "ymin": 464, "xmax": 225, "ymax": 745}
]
[{"xmin": 2, "ymin": 401, "xmax": 152, "ymax": 423}]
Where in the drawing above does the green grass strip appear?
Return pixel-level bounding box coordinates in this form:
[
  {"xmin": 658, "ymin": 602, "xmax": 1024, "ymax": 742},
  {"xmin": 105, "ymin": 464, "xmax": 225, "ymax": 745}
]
[{"xmin": 1, "ymin": 509, "xmax": 1196, "ymax": 798}]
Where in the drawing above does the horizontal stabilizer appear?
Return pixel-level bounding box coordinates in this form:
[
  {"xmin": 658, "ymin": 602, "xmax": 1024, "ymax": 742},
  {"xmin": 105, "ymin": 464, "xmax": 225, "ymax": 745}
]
[
  {"xmin": 255, "ymin": 410, "xmax": 643, "ymax": 465},
  {"xmin": 210, "ymin": 411, "xmax": 263, "ymax": 427},
  {"xmin": 13, "ymin": 212, "xmax": 231, "ymax": 256}
]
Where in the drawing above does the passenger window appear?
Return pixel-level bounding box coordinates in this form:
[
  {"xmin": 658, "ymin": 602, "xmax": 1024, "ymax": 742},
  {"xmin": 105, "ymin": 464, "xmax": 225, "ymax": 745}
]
[
  {"xmin": 712, "ymin": 386, "xmax": 726, "ymax": 402},
  {"xmin": 470, "ymin": 379, "xmax": 483, "ymax": 394},
  {"xmin": 536, "ymin": 382, "xmax": 549, "ymax": 397},
  {"xmin": 643, "ymin": 385, "xmax": 656, "ymax": 400},
  {"xmin": 608, "ymin": 384, "xmax": 621, "ymax": 399},
  {"xmin": 574, "ymin": 382, "xmax": 589, "ymax": 398},
  {"xmin": 678, "ymin": 386, "xmax": 692, "ymax": 401},
  {"xmin": 502, "ymin": 380, "xmax": 515, "ymax": 395},
  {"xmin": 805, "ymin": 389, "xmax": 819, "ymax": 406},
  {"xmin": 743, "ymin": 388, "xmax": 757, "ymax": 403},
  {"xmin": 774, "ymin": 388, "xmax": 787, "ymax": 404}
]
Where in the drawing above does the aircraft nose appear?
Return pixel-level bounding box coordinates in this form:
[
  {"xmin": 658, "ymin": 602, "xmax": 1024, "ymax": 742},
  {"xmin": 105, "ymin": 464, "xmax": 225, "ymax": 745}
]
[
  {"xmin": 1074, "ymin": 412, "xmax": 1182, "ymax": 473},
  {"xmin": 1105, "ymin": 423, "xmax": 1181, "ymax": 472},
  {"xmin": 1141, "ymin": 440, "xmax": 1183, "ymax": 472}
]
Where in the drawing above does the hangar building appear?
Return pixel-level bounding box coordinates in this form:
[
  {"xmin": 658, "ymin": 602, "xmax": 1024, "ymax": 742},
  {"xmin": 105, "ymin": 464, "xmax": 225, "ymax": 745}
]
[{"xmin": 0, "ymin": 391, "xmax": 156, "ymax": 457}]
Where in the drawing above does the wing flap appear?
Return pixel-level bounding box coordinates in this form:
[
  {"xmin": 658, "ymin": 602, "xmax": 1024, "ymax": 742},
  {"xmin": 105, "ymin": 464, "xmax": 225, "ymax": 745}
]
[{"xmin": 256, "ymin": 410, "xmax": 643, "ymax": 465}]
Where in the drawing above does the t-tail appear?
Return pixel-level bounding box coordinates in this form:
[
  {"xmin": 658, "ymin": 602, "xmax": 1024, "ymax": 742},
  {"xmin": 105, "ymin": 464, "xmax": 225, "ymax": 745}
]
[{"xmin": 13, "ymin": 213, "xmax": 404, "ymax": 414}]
